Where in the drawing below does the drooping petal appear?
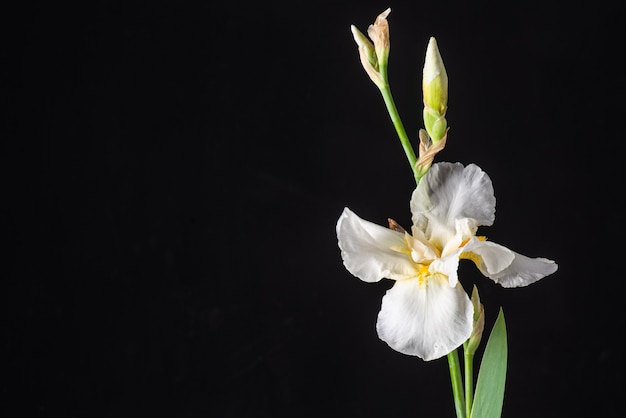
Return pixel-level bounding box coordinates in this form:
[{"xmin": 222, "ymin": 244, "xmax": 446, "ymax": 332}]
[
  {"xmin": 336, "ymin": 207, "xmax": 419, "ymax": 282},
  {"xmin": 376, "ymin": 276, "xmax": 474, "ymax": 361},
  {"xmin": 411, "ymin": 163, "xmax": 496, "ymax": 247},
  {"xmin": 485, "ymin": 251, "xmax": 558, "ymax": 288},
  {"xmin": 462, "ymin": 239, "xmax": 557, "ymax": 287}
]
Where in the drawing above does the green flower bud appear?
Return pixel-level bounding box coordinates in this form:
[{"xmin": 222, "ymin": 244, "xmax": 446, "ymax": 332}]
[
  {"xmin": 422, "ymin": 37, "xmax": 448, "ymax": 113},
  {"xmin": 423, "ymin": 107, "xmax": 448, "ymax": 143},
  {"xmin": 465, "ymin": 285, "xmax": 485, "ymax": 356},
  {"xmin": 350, "ymin": 9, "xmax": 391, "ymax": 89},
  {"xmin": 422, "ymin": 37, "xmax": 448, "ymax": 142},
  {"xmin": 350, "ymin": 25, "xmax": 377, "ymax": 71}
]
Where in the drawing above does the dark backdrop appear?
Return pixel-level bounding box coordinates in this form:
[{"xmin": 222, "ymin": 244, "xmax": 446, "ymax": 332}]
[{"xmin": 5, "ymin": 1, "xmax": 624, "ymax": 417}]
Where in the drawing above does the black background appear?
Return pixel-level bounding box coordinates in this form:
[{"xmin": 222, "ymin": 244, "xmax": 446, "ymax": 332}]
[{"xmin": 5, "ymin": 1, "xmax": 625, "ymax": 417}]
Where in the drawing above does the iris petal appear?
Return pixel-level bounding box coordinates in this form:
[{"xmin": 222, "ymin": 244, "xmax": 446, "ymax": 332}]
[
  {"xmin": 463, "ymin": 239, "xmax": 516, "ymax": 276},
  {"xmin": 336, "ymin": 207, "xmax": 418, "ymax": 282},
  {"xmin": 430, "ymin": 252, "xmax": 462, "ymax": 287},
  {"xmin": 411, "ymin": 162, "xmax": 496, "ymax": 246},
  {"xmin": 463, "ymin": 239, "xmax": 557, "ymax": 287},
  {"xmin": 376, "ymin": 276, "xmax": 474, "ymax": 361},
  {"xmin": 487, "ymin": 251, "xmax": 558, "ymax": 288}
]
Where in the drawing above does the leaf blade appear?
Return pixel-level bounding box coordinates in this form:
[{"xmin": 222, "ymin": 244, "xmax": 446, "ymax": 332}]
[{"xmin": 470, "ymin": 307, "xmax": 508, "ymax": 418}]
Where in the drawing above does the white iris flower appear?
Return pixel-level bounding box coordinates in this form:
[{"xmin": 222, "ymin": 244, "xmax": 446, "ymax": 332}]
[{"xmin": 336, "ymin": 162, "xmax": 558, "ymax": 361}]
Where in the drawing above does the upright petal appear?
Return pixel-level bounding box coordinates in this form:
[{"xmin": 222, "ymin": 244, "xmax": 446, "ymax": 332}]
[
  {"xmin": 337, "ymin": 208, "xmax": 418, "ymax": 282},
  {"xmin": 411, "ymin": 163, "xmax": 496, "ymax": 247},
  {"xmin": 376, "ymin": 276, "xmax": 474, "ymax": 360}
]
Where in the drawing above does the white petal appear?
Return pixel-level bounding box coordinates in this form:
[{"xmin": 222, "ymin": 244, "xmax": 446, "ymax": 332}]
[
  {"xmin": 411, "ymin": 163, "xmax": 496, "ymax": 246},
  {"xmin": 430, "ymin": 251, "xmax": 462, "ymax": 287},
  {"xmin": 463, "ymin": 239, "xmax": 516, "ymax": 276},
  {"xmin": 407, "ymin": 231, "xmax": 439, "ymax": 262},
  {"xmin": 487, "ymin": 251, "xmax": 558, "ymax": 288},
  {"xmin": 463, "ymin": 239, "xmax": 557, "ymax": 287},
  {"xmin": 376, "ymin": 276, "xmax": 474, "ymax": 361},
  {"xmin": 441, "ymin": 218, "xmax": 473, "ymax": 258},
  {"xmin": 336, "ymin": 207, "xmax": 418, "ymax": 282}
]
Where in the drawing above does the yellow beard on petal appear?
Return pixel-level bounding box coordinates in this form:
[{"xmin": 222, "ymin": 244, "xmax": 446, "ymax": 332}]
[{"xmin": 417, "ymin": 264, "xmax": 431, "ymax": 286}]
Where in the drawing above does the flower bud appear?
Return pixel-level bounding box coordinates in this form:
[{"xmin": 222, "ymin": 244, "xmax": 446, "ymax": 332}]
[
  {"xmin": 351, "ymin": 25, "xmax": 377, "ymax": 69},
  {"xmin": 422, "ymin": 37, "xmax": 448, "ymax": 142},
  {"xmin": 367, "ymin": 8, "xmax": 391, "ymax": 69},
  {"xmin": 350, "ymin": 8, "xmax": 391, "ymax": 89},
  {"xmin": 351, "ymin": 25, "xmax": 383, "ymax": 88},
  {"xmin": 423, "ymin": 107, "xmax": 448, "ymax": 143},
  {"xmin": 465, "ymin": 285, "xmax": 485, "ymax": 356},
  {"xmin": 422, "ymin": 37, "xmax": 448, "ymax": 113}
]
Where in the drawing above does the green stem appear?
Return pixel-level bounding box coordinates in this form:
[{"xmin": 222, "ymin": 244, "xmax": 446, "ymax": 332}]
[
  {"xmin": 447, "ymin": 349, "xmax": 466, "ymax": 418},
  {"xmin": 464, "ymin": 345, "xmax": 475, "ymax": 417},
  {"xmin": 377, "ymin": 66, "xmax": 419, "ymax": 184}
]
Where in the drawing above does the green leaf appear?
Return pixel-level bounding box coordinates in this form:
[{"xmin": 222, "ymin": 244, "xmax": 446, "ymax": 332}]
[{"xmin": 470, "ymin": 308, "xmax": 508, "ymax": 418}]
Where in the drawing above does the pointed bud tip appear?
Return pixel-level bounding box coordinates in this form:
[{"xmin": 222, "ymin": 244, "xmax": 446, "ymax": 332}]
[
  {"xmin": 351, "ymin": 25, "xmax": 373, "ymax": 49},
  {"xmin": 423, "ymin": 36, "xmax": 446, "ymax": 83},
  {"xmin": 422, "ymin": 35, "xmax": 448, "ymax": 128},
  {"xmin": 350, "ymin": 24, "xmax": 360, "ymax": 38}
]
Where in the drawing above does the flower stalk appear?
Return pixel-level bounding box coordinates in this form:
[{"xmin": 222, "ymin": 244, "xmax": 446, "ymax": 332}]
[
  {"xmin": 379, "ymin": 86, "xmax": 418, "ymax": 183},
  {"xmin": 463, "ymin": 347, "xmax": 475, "ymax": 417},
  {"xmin": 448, "ymin": 350, "xmax": 466, "ymax": 418},
  {"xmin": 351, "ymin": 8, "xmax": 419, "ymax": 184}
]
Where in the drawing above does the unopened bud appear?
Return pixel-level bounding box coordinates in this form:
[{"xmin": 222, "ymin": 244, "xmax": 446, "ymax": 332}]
[
  {"xmin": 367, "ymin": 8, "xmax": 391, "ymax": 69},
  {"xmin": 422, "ymin": 37, "xmax": 448, "ymax": 142},
  {"xmin": 423, "ymin": 37, "xmax": 448, "ymax": 112},
  {"xmin": 350, "ymin": 8, "xmax": 391, "ymax": 89},
  {"xmin": 351, "ymin": 25, "xmax": 383, "ymax": 88},
  {"xmin": 465, "ymin": 285, "xmax": 485, "ymax": 356}
]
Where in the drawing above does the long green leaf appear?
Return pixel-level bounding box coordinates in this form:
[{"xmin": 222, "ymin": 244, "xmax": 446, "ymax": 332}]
[{"xmin": 470, "ymin": 308, "xmax": 508, "ymax": 418}]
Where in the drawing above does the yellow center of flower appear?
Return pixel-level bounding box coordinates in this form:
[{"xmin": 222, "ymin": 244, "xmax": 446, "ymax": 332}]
[
  {"xmin": 403, "ymin": 234, "xmax": 488, "ymax": 285},
  {"xmin": 416, "ymin": 263, "xmax": 431, "ymax": 286}
]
